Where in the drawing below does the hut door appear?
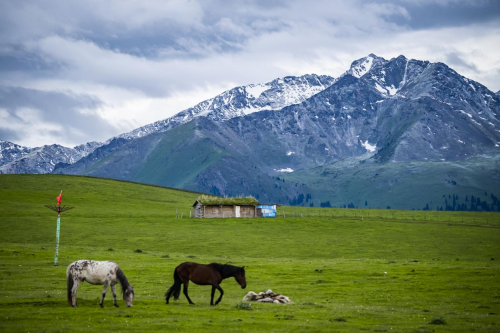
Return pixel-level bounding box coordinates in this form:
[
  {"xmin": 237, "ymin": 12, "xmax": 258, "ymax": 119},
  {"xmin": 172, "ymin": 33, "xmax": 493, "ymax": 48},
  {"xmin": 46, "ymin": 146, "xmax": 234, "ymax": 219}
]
[{"xmin": 235, "ymin": 206, "xmax": 241, "ymax": 218}]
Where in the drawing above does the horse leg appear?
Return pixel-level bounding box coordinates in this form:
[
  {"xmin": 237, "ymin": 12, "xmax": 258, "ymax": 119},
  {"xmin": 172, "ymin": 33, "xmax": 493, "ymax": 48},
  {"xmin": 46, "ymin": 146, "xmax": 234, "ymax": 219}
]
[
  {"xmin": 111, "ymin": 284, "xmax": 119, "ymax": 307},
  {"xmin": 100, "ymin": 281, "xmax": 110, "ymax": 308},
  {"xmin": 182, "ymin": 280, "xmax": 195, "ymax": 305},
  {"xmin": 71, "ymin": 279, "xmax": 81, "ymax": 308},
  {"xmin": 214, "ymin": 285, "xmax": 224, "ymax": 305},
  {"xmin": 210, "ymin": 286, "xmax": 216, "ymax": 306}
]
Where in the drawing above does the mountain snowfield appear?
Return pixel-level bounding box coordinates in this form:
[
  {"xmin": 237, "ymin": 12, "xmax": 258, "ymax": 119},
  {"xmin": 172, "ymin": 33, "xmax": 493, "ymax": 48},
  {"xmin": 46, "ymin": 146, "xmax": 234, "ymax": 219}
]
[{"xmin": 2, "ymin": 53, "xmax": 500, "ymax": 208}]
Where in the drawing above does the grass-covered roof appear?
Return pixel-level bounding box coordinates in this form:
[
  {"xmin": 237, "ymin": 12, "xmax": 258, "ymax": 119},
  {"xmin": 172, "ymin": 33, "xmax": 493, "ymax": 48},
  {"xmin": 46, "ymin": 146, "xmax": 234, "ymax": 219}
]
[{"xmin": 196, "ymin": 195, "xmax": 259, "ymax": 206}]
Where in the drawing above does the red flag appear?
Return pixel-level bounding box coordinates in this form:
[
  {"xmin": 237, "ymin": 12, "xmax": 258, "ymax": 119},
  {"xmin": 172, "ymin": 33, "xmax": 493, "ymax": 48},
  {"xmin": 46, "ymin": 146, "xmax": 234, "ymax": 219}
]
[{"xmin": 56, "ymin": 190, "xmax": 63, "ymax": 206}]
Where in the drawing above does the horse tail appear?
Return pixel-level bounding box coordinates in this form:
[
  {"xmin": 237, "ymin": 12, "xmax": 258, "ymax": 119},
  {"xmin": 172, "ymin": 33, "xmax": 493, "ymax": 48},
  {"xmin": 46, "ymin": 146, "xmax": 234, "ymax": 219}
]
[
  {"xmin": 67, "ymin": 267, "xmax": 74, "ymax": 306},
  {"xmin": 165, "ymin": 268, "xmax": 182, "ymax": 301}
]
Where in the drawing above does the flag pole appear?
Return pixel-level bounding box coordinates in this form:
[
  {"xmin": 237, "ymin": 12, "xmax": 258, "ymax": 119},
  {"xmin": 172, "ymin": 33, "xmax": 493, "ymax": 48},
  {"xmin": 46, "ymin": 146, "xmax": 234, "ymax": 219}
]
[
  {"xmin": 44, "ymin": 190, "xmax": 74, "ymax": 267},
  {"xmin": 55, "ymin": 211, "xmax": 61, "ymax": 266},
  {"xmin": 54, "ymin": 190, "xmax": 62, "ymax": 266}
]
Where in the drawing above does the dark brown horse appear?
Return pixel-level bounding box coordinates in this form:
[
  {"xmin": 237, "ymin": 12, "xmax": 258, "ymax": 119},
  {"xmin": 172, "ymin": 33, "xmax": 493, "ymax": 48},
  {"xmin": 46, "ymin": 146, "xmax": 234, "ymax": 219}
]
[{"xmin": 165, "ymin": 262, "xmax": 246, "ymax": 305}]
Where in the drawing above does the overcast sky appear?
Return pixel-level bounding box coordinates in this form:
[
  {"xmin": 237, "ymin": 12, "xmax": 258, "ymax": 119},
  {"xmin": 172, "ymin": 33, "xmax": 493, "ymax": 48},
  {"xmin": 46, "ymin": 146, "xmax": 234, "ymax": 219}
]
[{"xmin": 1, "ymin": 0, "xmax": 499, "ymax": 147}]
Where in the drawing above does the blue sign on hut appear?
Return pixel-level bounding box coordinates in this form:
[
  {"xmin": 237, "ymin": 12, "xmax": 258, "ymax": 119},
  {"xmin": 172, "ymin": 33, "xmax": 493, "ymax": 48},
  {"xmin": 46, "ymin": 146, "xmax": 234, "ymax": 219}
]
[
  {"xmin": 192, "ymin": 195, "xmax": 260, "ymax": 218},
  {"xmin": 256, "ymin": 205, "xmax": 277, "ymax": 218}
]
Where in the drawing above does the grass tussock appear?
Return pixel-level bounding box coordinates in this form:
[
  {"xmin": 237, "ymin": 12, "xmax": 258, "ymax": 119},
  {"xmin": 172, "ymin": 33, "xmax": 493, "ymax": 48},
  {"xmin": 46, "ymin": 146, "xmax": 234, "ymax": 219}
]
[
  {"xmin": 235, "ymin": 302, "xmax": 253, "ymax": 310},
  {"xmin": 429, "ymin": 317, "xmax": 446, "ymax": 325}
]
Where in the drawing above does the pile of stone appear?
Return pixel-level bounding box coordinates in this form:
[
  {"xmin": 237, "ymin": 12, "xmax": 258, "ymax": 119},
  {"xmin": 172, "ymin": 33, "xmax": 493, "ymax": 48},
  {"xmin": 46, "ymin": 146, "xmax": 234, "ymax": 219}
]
[{"xmin": 242, "ymin": 289, "xmax": 293, "ymax": 304}]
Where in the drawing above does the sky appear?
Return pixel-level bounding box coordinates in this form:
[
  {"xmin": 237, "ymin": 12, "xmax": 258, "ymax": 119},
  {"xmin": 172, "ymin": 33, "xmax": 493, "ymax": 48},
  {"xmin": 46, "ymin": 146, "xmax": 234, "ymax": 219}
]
[{"xmin": 0, "ymin": 0, "xmax": 499, "ymax": 148}]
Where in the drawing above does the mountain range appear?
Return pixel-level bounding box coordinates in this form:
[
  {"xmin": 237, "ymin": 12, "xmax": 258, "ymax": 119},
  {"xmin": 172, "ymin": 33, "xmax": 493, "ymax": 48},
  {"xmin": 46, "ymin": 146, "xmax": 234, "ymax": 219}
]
[{"xmin": 2, "ymin": 54, "xmax": 500, "ymax": 210}]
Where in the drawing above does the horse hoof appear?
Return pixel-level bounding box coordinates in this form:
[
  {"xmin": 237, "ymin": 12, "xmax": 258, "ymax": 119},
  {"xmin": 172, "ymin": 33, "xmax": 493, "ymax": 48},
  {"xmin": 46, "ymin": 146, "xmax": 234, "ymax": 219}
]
[
  {"xmin": 114, "ymin": 304, "xmax": 119, "ymax": 307},
  {"xmin": 100, "ymin": 304, "xmax": 104, "ymax": 308}
]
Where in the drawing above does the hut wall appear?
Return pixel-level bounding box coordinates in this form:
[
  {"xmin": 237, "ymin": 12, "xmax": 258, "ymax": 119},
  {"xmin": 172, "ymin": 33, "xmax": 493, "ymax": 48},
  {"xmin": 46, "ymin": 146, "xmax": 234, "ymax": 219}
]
[
  {"xmin": 203, "ymin": 205, "xmax": 235, "ymax": 218},
  {"xmin": 194, "ymin": 203, "xmax": 257, "ymax": 218},
  {"xmin": 193, "ymin": 201, "xmax": 258, "ymax": 218},
  {"xmin": 240, "ymin": 205, "xmax": 256, "ymax": 218},
  {"xmin": 221, "ymin": 205, "xmax": 235, "ymax": 218},
  {"xmin": 193, "ymin": 202, "xmax": 204, "ymax": 218}
]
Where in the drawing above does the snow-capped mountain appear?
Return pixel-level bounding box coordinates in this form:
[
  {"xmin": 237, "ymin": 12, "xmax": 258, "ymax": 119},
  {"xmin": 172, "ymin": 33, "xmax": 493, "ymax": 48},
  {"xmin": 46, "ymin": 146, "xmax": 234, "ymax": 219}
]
[
  {"xmin": 117, "ymin": 74, "xmax": 336, "ymax": 140},
  {"xmin": 0, "ymin": 141, "xmax": 101, "ymax": 174},
  {"xmin": 0, "ymin": 140, "xmax": 35, "ymax": 167}
]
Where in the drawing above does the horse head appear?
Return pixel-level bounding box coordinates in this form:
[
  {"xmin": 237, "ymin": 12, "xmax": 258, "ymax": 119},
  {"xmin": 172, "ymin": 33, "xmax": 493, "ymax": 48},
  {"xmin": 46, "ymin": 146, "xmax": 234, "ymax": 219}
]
[
  {"xmin": 235, "ymin": 266, "xmax": 246, "ymax": 289},
  {"xmin": 124, "ymin": 285, "xmax": 134, "ymax": 307}
]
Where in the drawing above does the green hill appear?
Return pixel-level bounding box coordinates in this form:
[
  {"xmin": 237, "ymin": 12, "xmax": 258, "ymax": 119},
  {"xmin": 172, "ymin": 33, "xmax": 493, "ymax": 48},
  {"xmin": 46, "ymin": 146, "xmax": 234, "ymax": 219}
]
[{"xmin": 0, "ymin": 175, "xmax": 499, "ymax": 332}]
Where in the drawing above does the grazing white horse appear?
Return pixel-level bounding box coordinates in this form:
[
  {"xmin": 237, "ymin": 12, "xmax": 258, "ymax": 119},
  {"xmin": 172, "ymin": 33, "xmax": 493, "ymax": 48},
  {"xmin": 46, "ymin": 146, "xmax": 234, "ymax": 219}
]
[{"xmin": 67, "ymin": 260, "xmax": 134, "ymax": 308}]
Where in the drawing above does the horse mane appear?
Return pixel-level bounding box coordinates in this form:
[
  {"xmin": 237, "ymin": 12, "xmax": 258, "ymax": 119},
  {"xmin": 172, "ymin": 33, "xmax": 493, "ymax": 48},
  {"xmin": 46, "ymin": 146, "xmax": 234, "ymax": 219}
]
[
  {"xmin": 209, "ymin": 263, "xmax": 242, "ymax": 277},
  {"xmin": 116, "ymin": 267, "xmax": 132, "ymax": 294}
]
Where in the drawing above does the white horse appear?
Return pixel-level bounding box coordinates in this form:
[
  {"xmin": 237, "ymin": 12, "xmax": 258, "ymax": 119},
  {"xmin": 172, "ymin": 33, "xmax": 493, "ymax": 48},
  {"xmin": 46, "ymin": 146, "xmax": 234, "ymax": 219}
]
[{"xmin": 67, "ymin": 260, "xmax": 134, "ymax": 308}]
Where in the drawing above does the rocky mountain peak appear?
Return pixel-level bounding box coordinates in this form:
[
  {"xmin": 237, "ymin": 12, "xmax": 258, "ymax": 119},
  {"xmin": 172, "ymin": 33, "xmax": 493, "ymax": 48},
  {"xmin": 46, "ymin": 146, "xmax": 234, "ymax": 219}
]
[
  {"xmin": 347, "ymin": 54, "xmax": 387, "ymax": 78},
  {"xmin": 0, "ymin": 140, "xmax": 35, "ymax": 167}
]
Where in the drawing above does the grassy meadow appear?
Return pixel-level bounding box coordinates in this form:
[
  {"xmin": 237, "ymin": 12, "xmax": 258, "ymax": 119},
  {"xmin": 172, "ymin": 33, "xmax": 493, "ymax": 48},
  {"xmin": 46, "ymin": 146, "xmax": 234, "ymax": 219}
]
[{"xmin": 0, "ymin": 174, "xmax": 499, "ymax": 332}]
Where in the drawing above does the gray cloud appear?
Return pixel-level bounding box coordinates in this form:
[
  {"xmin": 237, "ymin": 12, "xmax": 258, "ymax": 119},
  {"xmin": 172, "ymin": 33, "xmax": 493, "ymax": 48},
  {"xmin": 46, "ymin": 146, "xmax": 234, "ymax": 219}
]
[
  {"xmin": 0, "ymin": 86, "xmax": 121, "ymax": 147},
  {"xmin": 446, "ymin": 52, "xmax": 478, "ymax": 72},
  {"xmin": 400, "ymin": 0, "xmax": 500, "ymax": 29}
]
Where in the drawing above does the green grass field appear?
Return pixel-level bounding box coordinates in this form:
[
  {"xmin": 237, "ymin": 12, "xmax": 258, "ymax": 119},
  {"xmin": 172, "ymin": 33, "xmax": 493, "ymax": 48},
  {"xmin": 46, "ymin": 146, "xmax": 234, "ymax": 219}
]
[{"xmin": 0, "ymin": 174, "xmax": 499, "ymax": 332}]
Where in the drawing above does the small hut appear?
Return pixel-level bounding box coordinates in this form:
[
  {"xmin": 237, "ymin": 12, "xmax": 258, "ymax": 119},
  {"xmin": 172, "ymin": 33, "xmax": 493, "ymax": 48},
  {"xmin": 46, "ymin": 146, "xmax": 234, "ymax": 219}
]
[{"xmin": 192, "ymin": 195, "xmax": 259, "ymax": 218}]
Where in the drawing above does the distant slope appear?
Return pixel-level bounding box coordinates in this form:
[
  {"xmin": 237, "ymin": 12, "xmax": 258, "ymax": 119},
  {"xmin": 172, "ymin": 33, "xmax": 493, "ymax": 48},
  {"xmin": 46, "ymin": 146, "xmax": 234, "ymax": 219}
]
[
  {"xmin": 53, "ymin": 116, "xmax": 500, "ymax": 210},
  {"xmin": 0, "ymin": 174, "xmax": 201, "ymax": 219},
  {"xmin": 285, "ymin": 154, "xmax": 500, "ymax": 210},
  {"xmin": 53, "ymin": 119, "xmax": 301, "ymax": 202}
]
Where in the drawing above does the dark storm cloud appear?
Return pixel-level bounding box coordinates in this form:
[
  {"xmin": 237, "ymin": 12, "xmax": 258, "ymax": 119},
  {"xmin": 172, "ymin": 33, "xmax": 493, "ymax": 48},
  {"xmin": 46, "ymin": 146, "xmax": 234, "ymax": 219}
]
[
  {"xmin": 399, "ymin": 0, "xmax": 500, "ymax": 30},
  {"xmin": 446, "ymin": 52, "xmax": 478, "ymax": 72}
]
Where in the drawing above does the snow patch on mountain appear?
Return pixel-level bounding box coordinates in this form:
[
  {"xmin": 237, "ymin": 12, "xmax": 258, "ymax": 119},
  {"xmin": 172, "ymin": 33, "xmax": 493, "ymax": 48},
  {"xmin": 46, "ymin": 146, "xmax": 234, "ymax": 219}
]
[
  {"xmin": 361, "ymin": 140, "xmax": 377, "ymax": 152},
  {"xmin": 347, "ymin": 54, "xmax": 387, "ymax": 79},
  {"xmin": 246, "ymin": 84, "xmax": 268, "ymax": 99},
  {"xmin": 350, "ymin": 55, "xmax": 374, "ymax": 78},
  {"xmin": 276, "ymin": 167, "xmax": 294, "ymax": 173}
]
